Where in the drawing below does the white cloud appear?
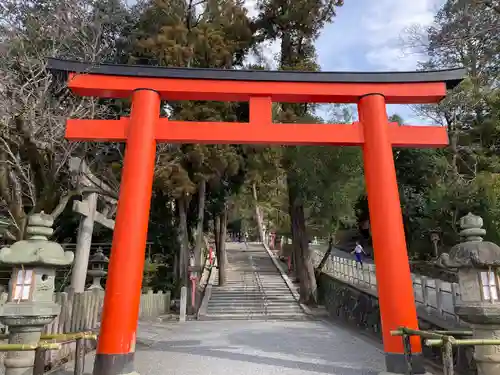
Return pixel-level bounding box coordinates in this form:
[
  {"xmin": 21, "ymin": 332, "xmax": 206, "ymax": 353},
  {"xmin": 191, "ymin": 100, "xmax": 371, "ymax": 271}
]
[
  {"xmin": 365, "ymin": 46, "xmax": 423, "ymax": 72},
  {"xmin": 243, "ymin": 0, "xmax": 259, "ymax": 18},
  {"xmin": 243, "ymin": 0, "xmax": 280, "ymax": 69},
  {"xmin": 361, "ymin": 0, "xmax": 444, "ymax": 70}
]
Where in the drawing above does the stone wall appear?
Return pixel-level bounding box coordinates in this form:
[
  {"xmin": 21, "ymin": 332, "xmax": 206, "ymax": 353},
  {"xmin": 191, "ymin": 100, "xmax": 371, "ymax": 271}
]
[{"xmin": 317, "ymin": 272, "xmax": 477, "ymax": 374}]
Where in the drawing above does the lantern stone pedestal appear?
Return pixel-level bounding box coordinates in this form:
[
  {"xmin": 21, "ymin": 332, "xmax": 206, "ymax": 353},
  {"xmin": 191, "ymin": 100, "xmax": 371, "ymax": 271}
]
[
  {"xmin": 438, "ymin": 213, "xmax": 500, "ymax": 375},
  {"xmin": 0, "ymin": 213, "xmax": 74, "ymax": 375},
  {"xmin": 87, "ymin": 247, "xmax": 109, "ymax": 291}
]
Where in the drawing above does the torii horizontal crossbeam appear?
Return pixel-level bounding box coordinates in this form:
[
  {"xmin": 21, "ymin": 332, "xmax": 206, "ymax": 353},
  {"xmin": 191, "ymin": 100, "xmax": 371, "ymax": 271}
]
[
  {"xmin": 48, "ymin": 58, "xmax": 465, "ymax": 104},
  {"xmin": 66, "ymin": 118, "xmax": 448, "ymax": 147}
]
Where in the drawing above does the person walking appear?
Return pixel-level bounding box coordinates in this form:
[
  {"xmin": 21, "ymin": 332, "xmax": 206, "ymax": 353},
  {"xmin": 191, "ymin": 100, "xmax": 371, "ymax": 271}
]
[
  {"xmin": 244, "ymin": 231, "xmax": 249, "ymax": 248},
  {"xmin": 351, "ymin": 241, "xmax": 367, "ymax": 267}
]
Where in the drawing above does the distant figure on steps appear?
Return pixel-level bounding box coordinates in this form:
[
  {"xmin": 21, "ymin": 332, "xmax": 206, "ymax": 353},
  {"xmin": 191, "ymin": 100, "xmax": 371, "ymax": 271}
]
[{"xmin": 351, "ymin": 241, "xmax": 367, "ymax": 267}]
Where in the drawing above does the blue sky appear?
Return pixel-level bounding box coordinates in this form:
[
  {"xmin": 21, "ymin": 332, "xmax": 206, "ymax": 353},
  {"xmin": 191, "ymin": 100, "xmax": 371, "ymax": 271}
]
[{"xmin": 246, "ymin": 0, "xmax": 446, "ymax": 124}]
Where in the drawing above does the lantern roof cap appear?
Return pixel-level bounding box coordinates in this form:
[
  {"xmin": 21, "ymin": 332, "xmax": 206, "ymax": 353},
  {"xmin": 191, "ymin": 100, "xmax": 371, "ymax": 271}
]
[
  {"xmin": 437, "ymin": 213, "xmax": 500, "ymax": 269},
  {"xmin": 89, "ymin": 247, "xmax": 109, "ymax": 264},
  {"xmin": 0, "ymin": 212, "xmax": 74, "ymax": 267}
]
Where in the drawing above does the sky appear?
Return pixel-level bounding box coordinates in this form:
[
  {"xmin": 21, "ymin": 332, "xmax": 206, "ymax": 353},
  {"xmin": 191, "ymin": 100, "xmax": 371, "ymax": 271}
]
[{"xmin": 245, "ymin": 0, "xmax": 446, "ymax": 124}]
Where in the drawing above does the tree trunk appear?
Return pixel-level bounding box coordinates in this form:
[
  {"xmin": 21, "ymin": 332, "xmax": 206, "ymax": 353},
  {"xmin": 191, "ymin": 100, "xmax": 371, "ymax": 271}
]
[
  {"xmin": 315, "ymin": 235, "xmax": 334, "ymax": 275},
  {"xmin": 194, "ymin": 180, "xmax": 206, "ymax": 271},
  {"xmin": 213, "ymin": 213, "xmax": 226, "ymax": 286},
  {"xmin": 287, "ymin": 171, "xmax": 317, "ymax": 305},
  {"xmin": 177, "ymin": 195, "xmax": 190, "ymax": 288},
  {"xmin": 218, "ymin": 204, "xmax": 228, "ymax": 286},
  {"xmin": 214, "ymin": 214, "xmax": 220, "ymax": 257},
  {"xmin": 252, "ymin": 182, "xmax": 265, "ymax": 243}
]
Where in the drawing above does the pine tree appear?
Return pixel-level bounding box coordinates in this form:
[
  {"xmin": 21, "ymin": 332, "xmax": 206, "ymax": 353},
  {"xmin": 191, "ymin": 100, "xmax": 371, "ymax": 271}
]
[
  {"xmin": 129, "ymin": 0, "xmax": 255, "ymax": 288},
  {"xmin": 255, "ymin": 0, "xmax": 344, "ymax": 305}
]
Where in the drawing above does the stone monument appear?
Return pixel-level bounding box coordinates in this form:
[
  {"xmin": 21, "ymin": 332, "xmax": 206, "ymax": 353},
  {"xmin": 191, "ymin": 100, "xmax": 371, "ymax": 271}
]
[
  {"xmin": 0, "ymin": 212, "xmax": 74, "ymax": 375},
  {"xmin": 437, "ymin": 212, "xmax": 500, "ymax": 375},
  {"xmin": 69, "ymin": 157, "xmax": 116, "ymax": 293},
  {"xmin": 87, "ymin": 247, "xmax": 109, "ymax": 291}
]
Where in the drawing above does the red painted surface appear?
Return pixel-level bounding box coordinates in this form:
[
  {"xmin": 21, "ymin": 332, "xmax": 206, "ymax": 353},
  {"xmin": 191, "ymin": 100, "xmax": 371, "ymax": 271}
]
[
  {"xmin": 96, "ymin": 89, "xmax": 160, "ymax": 355},
  {"xmin": 358, "ymin": 94, "xmax": 422, "ymax": 355},
  {"xmin": 190, "ymin": 275, "xmax": 196, "ymax": 308},
  {"xmin": 63, "ymin": 70, "xmax": 452, "ymax": 360},
  {"xmin": 66, "ymin": 118, "xmax": 448, "ymax": 147},
  {"xmin": 67, "ymin": 73, "xmax": 447, "ymax": 104}
]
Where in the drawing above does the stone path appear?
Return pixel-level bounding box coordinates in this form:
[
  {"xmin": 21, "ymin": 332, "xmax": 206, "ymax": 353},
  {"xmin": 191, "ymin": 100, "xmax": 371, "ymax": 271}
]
[
  {"xmin": 58, "ymin": 320, "xmax": 385, "ymax": 375},
  {"xmin": 135, "ymin": 320, "xmax": 385, "ymax": 375},
  {"xmin": 200, "ymin": 242, "xmax": 305, "ymax": 320},
  {"xmin": 51, "ymin": 242, "xmax": 387, "ymax": 375}
]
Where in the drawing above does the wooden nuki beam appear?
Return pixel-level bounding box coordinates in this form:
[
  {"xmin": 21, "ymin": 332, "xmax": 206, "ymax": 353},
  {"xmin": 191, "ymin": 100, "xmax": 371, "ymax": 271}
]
[{"xmin": 65, "ymin": 117, "xmax": 448, "ymax": 148}]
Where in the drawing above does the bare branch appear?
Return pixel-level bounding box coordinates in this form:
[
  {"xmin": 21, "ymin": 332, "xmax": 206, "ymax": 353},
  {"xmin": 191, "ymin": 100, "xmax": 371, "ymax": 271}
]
[{"xmin": 476, "ymin": 0, "xmax": 500, "ymax": 14}]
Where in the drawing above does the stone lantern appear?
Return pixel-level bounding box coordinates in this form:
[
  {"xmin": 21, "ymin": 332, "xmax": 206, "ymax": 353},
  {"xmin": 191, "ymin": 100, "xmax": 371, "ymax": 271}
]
[
  {"xmin": 86, "ymin": 247, "xmax": 109, "ymax": 291},
  {"xmin": 0, "ymin": 212, "xmax": 74, "ymax": 375},
  {"xmin": 437, "ymin": 213, "xmax": 500, "ymax": 375}
]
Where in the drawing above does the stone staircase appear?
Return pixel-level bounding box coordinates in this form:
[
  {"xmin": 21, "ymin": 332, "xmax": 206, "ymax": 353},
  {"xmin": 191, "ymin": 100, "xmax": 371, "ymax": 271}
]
[{"xmin": 200, "ymin": 243, "xmax": 306, "ymax": 320}]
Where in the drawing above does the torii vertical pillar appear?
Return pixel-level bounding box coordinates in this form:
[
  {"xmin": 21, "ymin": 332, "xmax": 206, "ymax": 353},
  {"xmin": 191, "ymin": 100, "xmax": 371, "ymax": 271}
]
[
  {"xmin": 359, "ymin": 94, "xmax": 424, "ymax": 374},
  {"xmin": 93, "ymin": 89, "xmax": 160, "ymax": 375}
]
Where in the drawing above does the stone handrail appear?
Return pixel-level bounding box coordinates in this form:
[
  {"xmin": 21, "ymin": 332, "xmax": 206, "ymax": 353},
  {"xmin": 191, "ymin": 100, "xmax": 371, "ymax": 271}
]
[{"xmin": 311, "ymin": 249, "xmax": 461, "ymax": 324}]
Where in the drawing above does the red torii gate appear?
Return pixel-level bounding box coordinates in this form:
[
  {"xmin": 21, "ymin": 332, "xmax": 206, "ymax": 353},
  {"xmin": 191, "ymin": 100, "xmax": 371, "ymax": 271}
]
[{"xmin": 48, "ymin": 58, "xmax": 464, "ymax": 375}]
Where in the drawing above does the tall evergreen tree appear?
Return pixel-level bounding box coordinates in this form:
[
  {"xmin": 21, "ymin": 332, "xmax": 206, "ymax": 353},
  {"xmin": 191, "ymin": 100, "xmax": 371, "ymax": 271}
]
[
  {"xmin": 255, "ymin": 0, "xmax": 344, "ymax": 305},
  {"xmin": 129, "ymin": 0, "xmax": 255, "ymax": 287}
]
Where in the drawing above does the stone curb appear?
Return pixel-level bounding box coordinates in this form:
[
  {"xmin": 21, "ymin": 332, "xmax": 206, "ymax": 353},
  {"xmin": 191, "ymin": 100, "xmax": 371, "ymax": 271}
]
[{"xmin": 260, "ymin": 242, "xmax": 314, "ymax": 315}]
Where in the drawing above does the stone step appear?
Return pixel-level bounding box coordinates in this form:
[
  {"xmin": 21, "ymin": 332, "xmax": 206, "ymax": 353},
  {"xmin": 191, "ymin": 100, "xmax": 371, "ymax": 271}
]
[
  {"xmin": 208, "ymin": 290, "xmax": 291, "ymax": 298},
  {"xmin": 203, "ymin": 243, "xmax": 306, "ymax": 322},
  {"xmin": 209, "ymin": 291, "xmax": 296, "ymax": 296},
  {"xmin": 207, "ymin": 303, "xmax": 302, "ymax": 309},
  {"xmin": 209, "ymin": 298, "xmax": 300, "ymax": 304},
  {"xmin": 207, "ymin": 306, "xmax": 304, "ymax": 315},
  {"xmin": 208, "ymin": 299, "xmax": 297, "ymax": 303},
  {"xmin": 203, "ymin": 310, "xmax": 305, "ymax": 316},
  {"xmin": 199, "ymin": 313, "xmax": 309, "ymax": 321},
  {"xmin": 206, "ymin": 302, "xmax": 303, "ymax": 309},
  {"xmin": 206, "ymin": 308, "xmax": 304, "ymax": 315}
]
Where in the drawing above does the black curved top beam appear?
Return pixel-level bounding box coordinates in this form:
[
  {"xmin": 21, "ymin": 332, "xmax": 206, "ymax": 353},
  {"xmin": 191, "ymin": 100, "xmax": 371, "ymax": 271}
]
[{"xmin": 47, "ymin": 58, "xmax": 466, "ymax": 90}]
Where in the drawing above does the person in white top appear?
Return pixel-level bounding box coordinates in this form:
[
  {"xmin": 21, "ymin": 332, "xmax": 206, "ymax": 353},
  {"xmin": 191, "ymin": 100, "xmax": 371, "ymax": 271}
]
[{"xmin": 351, "ymin": 241, "xmax": 367, "ymax": 267}]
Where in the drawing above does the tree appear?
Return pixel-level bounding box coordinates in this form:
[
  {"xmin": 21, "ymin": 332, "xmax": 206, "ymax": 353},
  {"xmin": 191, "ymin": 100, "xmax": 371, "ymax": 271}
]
[
  {"xmin": 397, "ymin": 0, "xmax": 500, "ymax": 257},
  {"xmin": 0, "ymin": 0, "xmax": 132, "ymax": 240},
  {"xmin": 129, "ymin": 0, "xmax": 255, "ymax": 288},
  {"xmin": 255, "ymin": 0, "xmax": 345, "ymax": 305}
]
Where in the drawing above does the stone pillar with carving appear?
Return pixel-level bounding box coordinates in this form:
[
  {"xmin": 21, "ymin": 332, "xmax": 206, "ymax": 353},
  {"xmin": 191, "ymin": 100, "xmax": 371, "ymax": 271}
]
[
  {"xmin": 86, "ymin": 247, "xmax": 109, "ymax": 291},
  {"xmin": 437, "ymin": 213, "xmax": 500, "ymax": 375},
  {"xmin": 0, "ymin": 212, "xmax": 74, "ymax": 375}
]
